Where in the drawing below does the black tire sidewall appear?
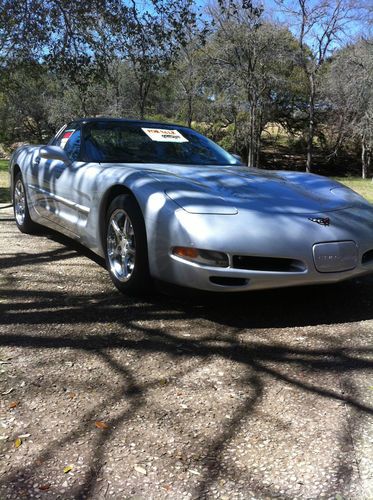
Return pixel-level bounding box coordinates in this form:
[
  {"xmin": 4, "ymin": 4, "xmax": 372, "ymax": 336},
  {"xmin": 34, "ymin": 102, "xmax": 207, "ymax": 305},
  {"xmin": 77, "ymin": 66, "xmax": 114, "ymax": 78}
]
[{"xmin": 104, "ymin": 194, "xmax": 151, "ymax": 294}]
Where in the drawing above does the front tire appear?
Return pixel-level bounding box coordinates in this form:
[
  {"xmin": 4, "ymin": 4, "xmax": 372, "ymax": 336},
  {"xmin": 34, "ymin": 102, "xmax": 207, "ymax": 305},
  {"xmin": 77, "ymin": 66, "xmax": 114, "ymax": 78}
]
[
  {"xmin": 13, "ymin": 172, "xmax": 38, "ymax": 234},
  {"xmin": 105, "ymin": 194, "xmax": 151, "ymax": 295}
]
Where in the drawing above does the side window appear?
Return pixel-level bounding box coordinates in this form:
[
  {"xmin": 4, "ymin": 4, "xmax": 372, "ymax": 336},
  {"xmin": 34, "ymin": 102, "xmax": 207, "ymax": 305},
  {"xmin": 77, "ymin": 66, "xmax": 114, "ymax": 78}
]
[
  {"xmin": 53, "ymin": 121, "xmax": 78, "ymax": 147},
  {"xmin": 49, "ymin": 125, "xmax": 67, "ymax": 145},
  {"xmin": 64, "ymin": 130, "xmax": 81, "ymax": 162},
  {"xmin": 55, "ymin": 129, "xmax": 81, "ymax": 162}
]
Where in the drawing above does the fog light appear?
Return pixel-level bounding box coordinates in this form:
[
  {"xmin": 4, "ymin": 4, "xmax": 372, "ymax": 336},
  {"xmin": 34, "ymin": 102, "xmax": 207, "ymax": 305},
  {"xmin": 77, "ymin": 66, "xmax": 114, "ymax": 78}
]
[{"xmin": 172, "ymin": 247, "xmax": 229, "ymax": 267}]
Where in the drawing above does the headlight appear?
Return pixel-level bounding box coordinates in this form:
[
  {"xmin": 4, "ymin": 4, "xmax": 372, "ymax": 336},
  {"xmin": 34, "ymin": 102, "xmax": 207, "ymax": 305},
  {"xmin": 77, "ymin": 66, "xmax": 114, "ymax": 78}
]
[
  {"xmin": 172, "ymin": 247, "xmax": 229, "ymax": 267},
  {"xmin": 330, "ymin": 187, "xmax": 366, "ymax": 203}
]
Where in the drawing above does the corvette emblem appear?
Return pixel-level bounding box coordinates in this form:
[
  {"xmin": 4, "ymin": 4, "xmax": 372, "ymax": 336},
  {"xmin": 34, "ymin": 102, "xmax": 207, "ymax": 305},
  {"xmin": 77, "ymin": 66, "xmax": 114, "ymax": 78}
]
[{"xmin": 308, "ymin": 217, "xmax": 330, "ymax": 226}]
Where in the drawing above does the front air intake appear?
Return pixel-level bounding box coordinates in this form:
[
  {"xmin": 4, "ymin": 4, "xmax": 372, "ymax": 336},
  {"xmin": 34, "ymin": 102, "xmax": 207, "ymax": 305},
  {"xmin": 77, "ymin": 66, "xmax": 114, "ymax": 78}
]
[
  {"xmin": 362, "ymin": 249, "xmax": 373, "ymax": 265},
  {"xmin": 232, "ymin": 255, "xmax": 306, "ymax": 273},
  {"xmin": 210, "ymin": 277, "xmax": 248, "ymax": 287}
]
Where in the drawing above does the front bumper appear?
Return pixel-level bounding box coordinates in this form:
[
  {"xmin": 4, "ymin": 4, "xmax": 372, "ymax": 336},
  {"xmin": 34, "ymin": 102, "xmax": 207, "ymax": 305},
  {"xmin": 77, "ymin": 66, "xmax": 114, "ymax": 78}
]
[
  {"xmin": 164, "ymin": 251, "xmax": 373, "ymax": 292},
  {"xmin": 147, "ymin": 204, "xmax": 373, "ymax": 292}
]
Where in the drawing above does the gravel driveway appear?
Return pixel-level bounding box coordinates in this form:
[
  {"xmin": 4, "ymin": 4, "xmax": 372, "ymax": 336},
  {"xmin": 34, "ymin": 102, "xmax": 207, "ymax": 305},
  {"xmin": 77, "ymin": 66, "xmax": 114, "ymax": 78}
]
[{"xmin": 0, "ymin": 204, "xmax": 372, "ymax": 499}]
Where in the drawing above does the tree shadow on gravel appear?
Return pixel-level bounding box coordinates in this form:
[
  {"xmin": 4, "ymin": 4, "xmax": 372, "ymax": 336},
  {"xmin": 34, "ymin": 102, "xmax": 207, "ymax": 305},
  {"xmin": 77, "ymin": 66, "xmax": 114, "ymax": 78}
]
[
  {"xmin": 1, "ymin": 232, "xmax": 373, "ymax": 497},
  {"xmin": 2, "ymin": 276, "xmax": 373, "ymax": 330}
]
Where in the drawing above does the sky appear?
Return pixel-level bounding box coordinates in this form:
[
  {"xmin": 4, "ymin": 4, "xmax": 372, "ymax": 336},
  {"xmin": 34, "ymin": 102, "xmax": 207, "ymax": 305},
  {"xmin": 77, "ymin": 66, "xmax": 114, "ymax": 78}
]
[{"xmin": 194, "ymin": 0, "xmax": 370, "ymax": 50}]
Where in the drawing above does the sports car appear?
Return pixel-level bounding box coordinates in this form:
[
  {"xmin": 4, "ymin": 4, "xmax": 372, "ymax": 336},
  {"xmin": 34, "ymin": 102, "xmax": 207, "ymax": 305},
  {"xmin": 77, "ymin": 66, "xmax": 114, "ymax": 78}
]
[{"xmin": 9, "ymin": 117, "xmax": 373, "ymax": 294}]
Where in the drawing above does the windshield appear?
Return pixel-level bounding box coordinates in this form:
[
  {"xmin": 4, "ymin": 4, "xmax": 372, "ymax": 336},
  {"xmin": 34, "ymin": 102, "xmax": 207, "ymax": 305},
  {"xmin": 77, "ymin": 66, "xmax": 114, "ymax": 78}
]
[{"xmin": 82, "ymin": 122, "xmax": 241, "ymax": 166}]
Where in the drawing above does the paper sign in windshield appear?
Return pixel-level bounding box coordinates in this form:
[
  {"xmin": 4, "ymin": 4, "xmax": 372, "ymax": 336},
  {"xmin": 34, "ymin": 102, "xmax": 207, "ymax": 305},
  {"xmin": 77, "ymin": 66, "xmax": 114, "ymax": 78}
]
[{"xmin": 142, "ymin": 128, "xmax": 189, "ymax": 143}]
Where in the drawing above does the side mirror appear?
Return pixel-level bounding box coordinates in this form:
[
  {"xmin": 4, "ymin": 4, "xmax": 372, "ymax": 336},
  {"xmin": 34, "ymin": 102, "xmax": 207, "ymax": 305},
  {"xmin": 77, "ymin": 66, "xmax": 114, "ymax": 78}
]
[
  {"xmin": 230, "ymin": 153, "xmax": 244, "ymax": 164},
  {"xmin": 39, "ymin": 145, "xmax": 70, "ymax": 164}
]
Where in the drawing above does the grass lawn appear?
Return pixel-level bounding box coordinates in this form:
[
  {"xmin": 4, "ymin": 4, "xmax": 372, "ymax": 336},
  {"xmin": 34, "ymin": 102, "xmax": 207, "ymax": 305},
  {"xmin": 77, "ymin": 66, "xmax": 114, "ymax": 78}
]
[
  {"xmin": 0, "ymin": 158, "xmax": 372, "ymax": 205},
  {"xmin": 334, "ymin": 177, "xmax": 373, "ymax": 204},
  {"xmin": 0, "ymin": 159, "xmax": 10, "ymax": 203}
]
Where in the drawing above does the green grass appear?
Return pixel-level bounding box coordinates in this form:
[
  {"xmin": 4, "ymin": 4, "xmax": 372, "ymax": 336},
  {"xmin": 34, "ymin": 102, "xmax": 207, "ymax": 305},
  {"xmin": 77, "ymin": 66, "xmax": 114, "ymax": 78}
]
[
  {"xmin": 0, "ymin": 159, "xmax": 9, "ymax": 203},
  {"xmin": 0, "ymin": 159, "xmax": 8, "ymax": 171},
  {"xmin": 335, "ymin": 177, "xmax": 373, "ymax": 204}
]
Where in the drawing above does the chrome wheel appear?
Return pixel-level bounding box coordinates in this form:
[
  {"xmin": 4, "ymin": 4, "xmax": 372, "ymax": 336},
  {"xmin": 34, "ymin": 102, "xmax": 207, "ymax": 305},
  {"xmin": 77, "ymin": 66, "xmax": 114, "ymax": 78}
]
[
  {"xmin": 14, "ymin": 179, "xmax": 26, "ymax": 226},
  {"xmin": 107, "ymin": 209, "xmax": 136, "ymax": 282}
]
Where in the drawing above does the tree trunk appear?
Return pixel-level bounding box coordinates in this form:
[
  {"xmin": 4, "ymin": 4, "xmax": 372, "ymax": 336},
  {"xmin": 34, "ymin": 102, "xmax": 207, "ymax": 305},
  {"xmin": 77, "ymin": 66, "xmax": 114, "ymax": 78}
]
[
  {"xmin": 138, "ymin": 80, "xmax": 146, "ymax": 120},
  {"xmin": 187, "ymin": 94, "xmax": 193, "ymax": 128},
  {"xmin": 115, "ymin": 67, "xmax": 120, "ymax": 116},
  {"xmin": 306, "ymin": 73, "xmax": 315, "ymax": 173},
  {"xmin": 248, "ymin": 101, "xmax": 256, "ymax": 168},
  {"xmin": 37, "ymin": 122, "xmax": 43, "ymax": 142},
  {"xmin": 255, "ymin": 107, "xmax": 262, "ymax": 168},
  {"xmin": 233, "ymin": 114, "xmax": 238, "ymax": 154},
  {"xmin": 139, "ymin": 93, "xmax": 145, "ymax": 120},
  {"xmin": 361, "ymin": 136, "xmax": 370, "ymax": 179},
  {"xmin": 255, "ymin": 134, "xmax": 260, "ymax": 168},
  {"xmin": 368, "ymin": 149, "xmax": 372, "ymax": 178},
  {"xmin": 80, "ymin": 93, "xmax": 88, "ymax": 116}
]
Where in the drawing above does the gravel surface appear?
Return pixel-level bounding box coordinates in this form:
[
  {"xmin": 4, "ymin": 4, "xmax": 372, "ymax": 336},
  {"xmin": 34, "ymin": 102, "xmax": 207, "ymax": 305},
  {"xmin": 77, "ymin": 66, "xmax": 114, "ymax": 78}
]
[{"xmin": 0, "ymin": 204, "xmax": 372, "ymax": 499}]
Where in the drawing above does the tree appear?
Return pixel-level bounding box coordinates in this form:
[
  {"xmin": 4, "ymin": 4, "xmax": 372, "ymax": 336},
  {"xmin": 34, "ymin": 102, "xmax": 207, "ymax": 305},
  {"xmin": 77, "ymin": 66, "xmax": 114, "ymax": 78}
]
[
  {"xmin": 169, "ymin": 31, "xmax": 209, "ymax": 128},
  {"xmin": 0, "ymin": 0, "xmax": 200, "ymax": 120},
  {"xmin": 323, "ymin": 40, "xmax": 373, "ymax": 178},
  {"xmin": 275, "ymin": 0, "xmax": 353, "ymax": 172},
  {"xmin": 203, "ymin": 0, "xmax": 301, "ymax": 166},
  {"xmin": 97, "ymin": 0, "xmax": 200, "ymax": 119}
]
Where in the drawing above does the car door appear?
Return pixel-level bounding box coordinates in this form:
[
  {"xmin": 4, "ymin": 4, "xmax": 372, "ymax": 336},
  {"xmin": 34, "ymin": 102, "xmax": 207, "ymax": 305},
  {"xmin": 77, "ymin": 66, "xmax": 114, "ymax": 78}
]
[{"xmin": 34, "ymin": 126, "xmax": 83, "ymax": 236}]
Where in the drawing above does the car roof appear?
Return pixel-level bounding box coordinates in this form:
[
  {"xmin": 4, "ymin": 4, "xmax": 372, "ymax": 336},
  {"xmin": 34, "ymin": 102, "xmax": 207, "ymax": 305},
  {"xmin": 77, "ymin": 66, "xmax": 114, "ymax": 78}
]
[{"xmin": 72, "ymin": 117, "xmax": 190, "ymax": 130}]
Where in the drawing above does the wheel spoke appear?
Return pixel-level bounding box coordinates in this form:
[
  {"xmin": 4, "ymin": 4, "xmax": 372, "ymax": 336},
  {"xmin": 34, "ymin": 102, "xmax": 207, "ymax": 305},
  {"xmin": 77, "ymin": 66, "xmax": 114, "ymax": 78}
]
[
  {"xmin": 122, "ymin": 255, "xmax": 133, "ymax": 275},
  {"xmin": 123, "ymin": 217, "xmax": 133, "ymax": 238},
  {"xmin": 14, "ymin": 180, "xmax": 26, "ymax": 225},
  {"xmin": 111, "ymin": 219, "xmax": 122, "ymax": 240},
  {"xmin": 107, "ymin": 208, "xmax": 136, "ymax": 283}
]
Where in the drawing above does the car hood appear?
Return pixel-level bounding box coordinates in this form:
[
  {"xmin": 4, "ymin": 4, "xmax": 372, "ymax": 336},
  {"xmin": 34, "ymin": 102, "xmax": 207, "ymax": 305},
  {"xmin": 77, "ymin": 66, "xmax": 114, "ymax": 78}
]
[{"xmin": 143, "ymin": 164, "xmax": 367, "ymax": 215}]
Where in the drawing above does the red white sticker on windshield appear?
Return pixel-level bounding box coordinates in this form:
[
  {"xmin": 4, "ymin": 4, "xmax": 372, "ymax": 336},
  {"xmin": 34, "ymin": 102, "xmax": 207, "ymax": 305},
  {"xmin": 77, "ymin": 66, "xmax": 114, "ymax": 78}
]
[
  {"xmin": 141, "ymin": 128, "xmax": 188, "ymax": 143},
  {"xmin": 60, "ymin": 130, "xmax": 75, "ymax": 149}
]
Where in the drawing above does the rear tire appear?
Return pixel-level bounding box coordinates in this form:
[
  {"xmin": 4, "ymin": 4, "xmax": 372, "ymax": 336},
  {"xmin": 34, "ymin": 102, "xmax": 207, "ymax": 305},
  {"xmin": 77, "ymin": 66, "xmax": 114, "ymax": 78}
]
[
  {"xmin": 105, "ymin": 194, "xmax": 151, "ymax": 295},
  {"xmin": 13, "ymin": 172, "xmax": 39, "ymax": 234}
]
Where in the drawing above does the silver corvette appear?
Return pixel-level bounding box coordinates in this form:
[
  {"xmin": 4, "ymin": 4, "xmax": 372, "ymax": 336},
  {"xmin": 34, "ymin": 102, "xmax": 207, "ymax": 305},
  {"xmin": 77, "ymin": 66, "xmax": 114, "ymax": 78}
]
[{"xmin": 9, "ymin": 117, "xmax": 373, "ymax": 294}]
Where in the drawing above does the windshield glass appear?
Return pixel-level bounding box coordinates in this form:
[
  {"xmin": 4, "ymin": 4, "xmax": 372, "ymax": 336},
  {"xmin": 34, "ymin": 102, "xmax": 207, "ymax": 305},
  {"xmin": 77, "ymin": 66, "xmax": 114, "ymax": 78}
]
[{"xmin": 82, "ymin": 122, "xmax": 241, "ymax": 166}]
